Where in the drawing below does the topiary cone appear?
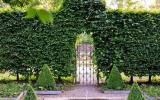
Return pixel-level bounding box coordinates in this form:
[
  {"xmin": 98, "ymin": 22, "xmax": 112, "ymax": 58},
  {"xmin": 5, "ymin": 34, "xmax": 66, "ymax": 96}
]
[
  {"xmin": 128, "ymin": 83, "xmax": 145, "ymax": 100},
  {"xmin": 24, "ymin": 84, "xmax": 37, "ymax": 100},
  {"xmin": 36, "ymin": 64, "xmax": 56, "ymax": 90},
  {"xmin": 106, "ymin": 65, "xmax": 124, "ymax": 89}
]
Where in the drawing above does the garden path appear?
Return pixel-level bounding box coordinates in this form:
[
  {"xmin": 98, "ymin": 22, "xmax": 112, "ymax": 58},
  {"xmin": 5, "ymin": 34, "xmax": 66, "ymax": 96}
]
[{"xmin": 38, "ymin": 85, "xmax": 128, "ymax": 100}]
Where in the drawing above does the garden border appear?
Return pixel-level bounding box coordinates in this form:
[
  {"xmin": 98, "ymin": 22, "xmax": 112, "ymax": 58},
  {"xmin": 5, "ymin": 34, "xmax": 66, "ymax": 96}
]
[
  {"xmin": 0, "ymin": 90, "xmax": 63, "ymax": 100},
  {"xmin": 102, "ymin": 90, "xmax": 160, "ymax": 100}
]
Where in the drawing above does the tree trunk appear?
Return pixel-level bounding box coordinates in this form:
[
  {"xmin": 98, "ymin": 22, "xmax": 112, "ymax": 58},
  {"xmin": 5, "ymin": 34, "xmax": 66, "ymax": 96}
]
[
  {"xmin": 129, "ymin": 75, "xmax": 133, "ymax": 84},
  {"xmin": 57, "ymin": 76, "xmax": 63, "ymax": 83},
  {"xmin": 148, "ymin": 75, "xmax": 152, "ymax": 83},
  {"xmin": 16, "ymin": 71, "xmax": 19, "ymax": 82}
]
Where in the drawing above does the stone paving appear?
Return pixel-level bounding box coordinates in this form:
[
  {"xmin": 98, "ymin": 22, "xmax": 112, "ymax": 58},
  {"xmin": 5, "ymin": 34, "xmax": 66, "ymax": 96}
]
[{"xmin": 38, "ymin": 85, "xmax": 128, "ymax": 100}]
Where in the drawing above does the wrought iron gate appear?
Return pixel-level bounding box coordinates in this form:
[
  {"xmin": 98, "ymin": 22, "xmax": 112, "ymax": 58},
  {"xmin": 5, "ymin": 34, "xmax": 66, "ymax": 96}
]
[{"xmin": 76, "ymin": 43, "xmax": 97, "ymax": 85}]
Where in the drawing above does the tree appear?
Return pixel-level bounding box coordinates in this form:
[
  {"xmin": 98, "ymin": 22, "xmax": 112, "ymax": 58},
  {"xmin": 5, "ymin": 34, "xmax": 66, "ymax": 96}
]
[
  {"xmin": 1, "ymin": 0, "xmax": 63, "ymax": 23},
  {"xmin": 128, "ymin": 83, "xmax": 145, "ymax": 100},
  {"xmin": 106, "ymin": 65, "xmax": 124, "ymax": 89},
  {"xmin": 25, "ymin": 0, "xmax": 64, "ymax": 23},
  {"xmin": 24, "ymin": 84, "xmax": 37, "ymax": 100},
  {"xmin": 36, "ymin": 64, "xmax": 56, "ymax": 90}
]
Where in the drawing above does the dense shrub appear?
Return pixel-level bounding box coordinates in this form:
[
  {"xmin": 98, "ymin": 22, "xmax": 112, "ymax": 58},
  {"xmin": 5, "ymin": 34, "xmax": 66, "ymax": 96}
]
[
  {"xmin": 1, "ymin": 0, "xmax": 160, "ymax": 82},
  {"xmin": 128, "ymin": 83, "xmax": 145, "ymax": 100},
  {"xmin": 36, "ymin": 64, "xmax": 55, "ymax": 90},
  {"xmin": 24, "ymin": 84, "xmax": 37, "ymax": 100},
  {"xmin": 106, "ymin": 65, "xmax": 124, "ymax": 89},
  {"xmin": 91, "ymin": 10, "xmax": 160, "ymax": 78},
  {"xmin": 0, "ymin": 0, "xmax": 86, "ymax": 80}
]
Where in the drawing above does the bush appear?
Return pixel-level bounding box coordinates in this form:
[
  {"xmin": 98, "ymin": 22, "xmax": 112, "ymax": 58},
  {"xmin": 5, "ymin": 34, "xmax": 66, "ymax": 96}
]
[
  {"xmin": 128, "ymin": 83, "xmax": 145, "ymax": 100},
  {"xmin": 0, "ymin": 0, "xmax": 82, "ymax": 80},
  {"xmin": 36, "ymin": 64, "xmax": 56, "ymax": 90},
  {"xmin": 0, "ymin": 82, "xmax": 24, "ymax": 97},
  {"xmin": 24, "ymin": 84, "xmax": 37, "ymax": 100},
  {"xmin": 106, "ymin": 65, "xmax": 124, "ymax": 89},
  {"xmin": 92, "ymin": 10, "xmax": 160, "ymax": 77}
]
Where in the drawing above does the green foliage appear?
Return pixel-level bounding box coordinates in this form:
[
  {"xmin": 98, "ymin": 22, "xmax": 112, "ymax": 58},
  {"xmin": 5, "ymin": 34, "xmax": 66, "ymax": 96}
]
[
  {"xmin": 25, "ymin": 7, "xmax": 53, "ymax": 23},
  {"xmin": 91, "ymin": 10, "xmax": 160, "ymax": 77},
  {"xmin": 0, "ymin": 2, "xmax": 79, "ymax": 79},
  {"xmin": 128, "ymin": 83, "xmax": 145, "ymax": 100},
  {"xmin": 76, "ymin": 33, "xmax": 93, "ymax": 44},
  {"xmin": 2, "ymin": 0, "xmax": 31, "ymax": 6},
  {"xmin": 36, "ymin": 9, "xmax": 53, "ymax": 23},
  {"xmin": 121, "ymin": 84, "xmax": 160, "ymax": 98},
  {"xmin": 0, "ymin": 0, "xmax": 97, "ymax": 80},
  {"xmin": 106, "ymin": 65, "xmax": 124, "ymax": 89},
  {"xmin": 142, "ymin": 85, "xmax": 160, "ymax": 97},
  {"xmin": 0, "ymin": 83, "xmax": 24, "ymax": 97},
  {"xmin": 24, "ymin": 84, "xmax": 37, "ymax": 100},
  {"xmin": 1, "ymin": 0, "xmax": 160, "ymax": 81},
  {"xmin": 36, "ymin": 64, "xmax": 55, "ymax": 90},
  {"xmin": 25, "ymin": 7, "xmax": 36, "ymax": 18}
]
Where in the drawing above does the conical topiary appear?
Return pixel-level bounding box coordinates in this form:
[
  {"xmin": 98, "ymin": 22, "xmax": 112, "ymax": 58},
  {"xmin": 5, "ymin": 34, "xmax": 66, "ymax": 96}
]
[
  {"xmin": 106, "ymin": 65, "xmax": 124, "ymax": 89},
  {"xmin": 24, "ymin": 84, "xmax": 37, "ymax": 100},
  {"xmin": 128, "ymin": 83, "xmax": 145, "ymax": 100},
  {"xmin": 36, "ymin": 64, "xmax": 56, "ymax": 90}
]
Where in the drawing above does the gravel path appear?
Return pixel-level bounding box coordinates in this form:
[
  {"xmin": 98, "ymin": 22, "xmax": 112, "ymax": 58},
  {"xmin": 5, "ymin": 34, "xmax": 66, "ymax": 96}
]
[{"xmin": 38, "ymin": 85, "xmax": 128, "ymax": 100}]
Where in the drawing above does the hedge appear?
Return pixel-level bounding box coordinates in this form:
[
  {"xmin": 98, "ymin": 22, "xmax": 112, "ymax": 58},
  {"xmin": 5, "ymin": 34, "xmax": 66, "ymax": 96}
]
[
  {"xmin": 1, "ymin": 0, "xmax": 160, "ymax": 82},
  {"xmin": 91, "ymin": 10, "xmax": 160, "ymax": 80},
  {"xmin": 106, "ymin": 65, "xmax": 124, "ymax": 89},
  {"xmin": 0, "ymin": 0, "xmax": 87, "ymax": 81},
  {"xmin": 36, "ymin": 64, "xmax": 56, "ymax": 90}
]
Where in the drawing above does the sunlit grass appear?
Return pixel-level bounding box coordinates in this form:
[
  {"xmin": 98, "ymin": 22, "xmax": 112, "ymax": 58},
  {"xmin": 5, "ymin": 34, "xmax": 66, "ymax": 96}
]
[
  {"xmin": 121, "ymin": 73, "xmax": 160, "ymax": 83},
  {"xmin": 99, "ymin": 72, "xmax": 160, "ymax": 83},
  {"xmin": 0, "ymin": 72, "xmax": 37, "ymax": 81}
]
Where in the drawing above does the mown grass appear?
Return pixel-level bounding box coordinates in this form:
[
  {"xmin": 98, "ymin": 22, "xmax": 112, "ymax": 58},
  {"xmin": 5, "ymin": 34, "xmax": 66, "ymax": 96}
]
[{"xmin": 121, "ymin": 73, "xmax": 160, "ymax": 83}]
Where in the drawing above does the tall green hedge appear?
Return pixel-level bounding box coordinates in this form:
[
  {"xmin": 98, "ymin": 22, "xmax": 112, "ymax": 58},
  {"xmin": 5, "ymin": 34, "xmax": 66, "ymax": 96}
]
[
  {"xmin": 1, "ymin": 0, "xmax": 160, "ymax": 82},
  {"xmin": 0, "ymin": 12, "xmax": 77, "ymax": 79},
  {"xmin": 91, "ymin": 10, "xmax": 160, "ymax": 78},
  {"xmin": 0, "ymin": 0, "xmax": 88, "ymax": 80}
]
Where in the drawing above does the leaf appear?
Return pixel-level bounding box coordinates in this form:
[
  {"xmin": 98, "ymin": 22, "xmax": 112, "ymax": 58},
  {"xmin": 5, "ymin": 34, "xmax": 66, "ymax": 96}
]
[
  {"xmin": 37, "ymin": 9, "xmax": 53, "ymax": 23},
  {"xmin": 25, "ymin": 7, "xmax": 37, "ymax": 19}
]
